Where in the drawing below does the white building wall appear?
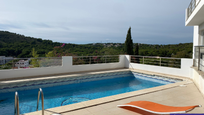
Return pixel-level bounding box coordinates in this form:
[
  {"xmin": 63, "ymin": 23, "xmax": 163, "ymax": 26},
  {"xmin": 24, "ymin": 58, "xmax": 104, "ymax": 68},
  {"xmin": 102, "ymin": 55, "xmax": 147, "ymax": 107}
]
[
  {"xmin": 15, "ymin": 60, "xmax": 29, "ymax": 68},
  {"xmin": 186, "ymin": 0, "xmax": 204, "ymax": 96},
  {"xmin": 192, "ymin": 23, "xmax": 204, "ymax": 95},
  {"xmin": 192, "ymin": 69, "xmax": 204, "ymax": 95},
  {"xmin": 129, "ymin": 58, "xmax": 193, "ymax": 78},
  {"xmin": 0, "ymin": 56, "xmax": 6, "ymax": 65},
  {"xmin": 0, "ymin": 56, "xmax": 13, "ymax": 65},
  {"xmin": 193, "ymin": 26, "xmax": 199, "ymax": 59},
  {"xmin": 124, "ymin": 55, "xmax": 130, "ymax": 68},
  {"xmin": 200, "ymin": 22, "xmax": 204, "ymax": 31},
  {"xmin": 0, "ymin": 55, "xmax": 193, "ymax": 80},
  {"xmin": 198, "ymin": 22, "xmax": 204, "ymax": 46}
]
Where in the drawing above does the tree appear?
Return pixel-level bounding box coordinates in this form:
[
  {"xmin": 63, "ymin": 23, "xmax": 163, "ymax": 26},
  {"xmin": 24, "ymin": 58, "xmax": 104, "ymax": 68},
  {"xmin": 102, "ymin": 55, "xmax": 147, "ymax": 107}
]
[
  {"xmin": 173, "ymin": 50, "xmax": 190, "ymax": 58},
  {"xmin": 31, "ymin": 48, "xmax": 39, "ymax": 58},
  {"xmin": 31, "ymin": 48, "xmax": 40, "ymax": 67},
  {"xmin": 134, "ymin": 43, "xmax": 139, "ymax": 55},
  {"xmin": 124, "ymin": 27, "xmax": 133, "ymax": 55},
  {"xmin": 46, "ymin": 51, "xmax": 54, "ymax": 57}
]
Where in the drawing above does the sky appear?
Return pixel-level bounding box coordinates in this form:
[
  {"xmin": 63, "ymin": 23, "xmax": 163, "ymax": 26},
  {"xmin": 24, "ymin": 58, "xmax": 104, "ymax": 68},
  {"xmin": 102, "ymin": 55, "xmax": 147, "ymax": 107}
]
[{"xmin": 0, "ymin": 0, "xmax": 193, "ymax": 44}]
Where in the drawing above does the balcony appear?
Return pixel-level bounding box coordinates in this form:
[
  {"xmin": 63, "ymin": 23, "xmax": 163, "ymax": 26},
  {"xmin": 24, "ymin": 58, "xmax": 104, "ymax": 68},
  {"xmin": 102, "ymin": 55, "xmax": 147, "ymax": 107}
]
[{"xmin": 185, "ymin": 0, "xmax": 204, "ymax": 26}]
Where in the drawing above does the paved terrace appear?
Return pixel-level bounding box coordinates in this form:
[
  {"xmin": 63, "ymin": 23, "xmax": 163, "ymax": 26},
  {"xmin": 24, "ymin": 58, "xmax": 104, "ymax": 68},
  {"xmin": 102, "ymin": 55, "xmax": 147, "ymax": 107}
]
[{"xmin": 24, "ymin": 69, "xmax": 204, "ymax": 115}]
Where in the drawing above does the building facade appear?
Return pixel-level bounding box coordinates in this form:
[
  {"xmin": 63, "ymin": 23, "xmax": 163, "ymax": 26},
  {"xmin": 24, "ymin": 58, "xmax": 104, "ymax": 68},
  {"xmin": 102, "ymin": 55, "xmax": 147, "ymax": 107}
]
[
  {"xmin": 0, "ymin": 56, "xmax": 13, "ymax": 65},
  {"xmin": 15, "ymin": 60, "xmax": 29, "ymax": 68},
  {"xmin": 186, "ymin": 0, "xmax": 204, "ymax": 58},
  {"xmin": 185, "ymin": 0, "xmax": 204, "ymax": 95}
]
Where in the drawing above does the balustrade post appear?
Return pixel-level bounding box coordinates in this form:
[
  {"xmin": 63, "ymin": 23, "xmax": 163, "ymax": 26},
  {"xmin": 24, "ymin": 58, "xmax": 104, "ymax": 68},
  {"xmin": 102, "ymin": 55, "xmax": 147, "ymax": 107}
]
[
  {"xmin": 160, "ymin": 58, "xmax": 161, "ymax": 66},
  {"xmin": 89, "ymin": 57, "xmax": 91, "ymax": 64},
  {"xmin": 105, "ymin": 56, "xmax": 107, "ymax": 63},
  {"xmin": 12, "ymin": 60, "xmax": 14, "ymax": 69}
]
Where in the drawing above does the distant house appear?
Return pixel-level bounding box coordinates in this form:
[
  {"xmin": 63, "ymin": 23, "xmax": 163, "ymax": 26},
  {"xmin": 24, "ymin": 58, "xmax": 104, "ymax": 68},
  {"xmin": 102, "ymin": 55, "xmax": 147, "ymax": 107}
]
[
  {"xmin": 0, "ymin": 56, "xmax": 13, "ymax": 65},
  {"xmin": 15, "ymin": 60, "xmax": 29, "ymax": 68}
]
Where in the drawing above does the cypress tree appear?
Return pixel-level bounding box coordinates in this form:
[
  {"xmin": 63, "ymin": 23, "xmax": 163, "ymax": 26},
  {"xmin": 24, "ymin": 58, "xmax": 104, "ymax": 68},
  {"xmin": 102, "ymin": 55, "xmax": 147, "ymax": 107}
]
[
  {"xmin": 31, "ymin": 48, "xmax": 40, "ymax": 67},
  {"xmin": 134, "ymin": 43, "xmax": 139, "ymax": 55},
  {"xmin": 124, "ymin": 27, "xmax": 133, "ymax": 55}
]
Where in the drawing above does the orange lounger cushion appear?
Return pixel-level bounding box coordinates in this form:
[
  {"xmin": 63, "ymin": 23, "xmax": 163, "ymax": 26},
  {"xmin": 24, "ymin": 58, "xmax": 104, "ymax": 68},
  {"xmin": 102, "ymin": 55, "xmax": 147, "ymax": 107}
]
[{"xmin": 117, "ymin": 101, "xmax": 201, "ymax": 114}]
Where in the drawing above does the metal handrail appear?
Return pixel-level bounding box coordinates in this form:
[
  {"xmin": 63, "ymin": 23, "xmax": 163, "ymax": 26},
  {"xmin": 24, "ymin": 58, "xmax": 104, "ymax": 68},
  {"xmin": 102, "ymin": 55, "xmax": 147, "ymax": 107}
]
[
  {"xmin": 73, "ymin": 55, "xmax": 119, "ymax": 58},
  {"xmin": 12, "ymin": 57, "xmax": 62, "ymax": 60},
  {"xmin": 37, "ymin": 88, "xmax": 44, "ymax": 115},
  {"xmin": 73, "ymin": 55, "xmax": 119, "ymax": 65},
  {"xmin": 130, "ymin": 55, "xmax": 181, "ymax": 59},
  {"xmin": 14, "ymin": 92, "xmax": 20, "ymax": 115},
  {"xmin": 130, "ymin": 55, "xmax": 181, "ymax": 68}
]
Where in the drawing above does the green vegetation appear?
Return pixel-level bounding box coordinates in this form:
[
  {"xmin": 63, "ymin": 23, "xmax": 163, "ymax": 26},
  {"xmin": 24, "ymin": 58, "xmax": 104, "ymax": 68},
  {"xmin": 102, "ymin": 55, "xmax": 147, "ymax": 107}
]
[
  {"xmin": 30, "ymin": 48, "xmax": 39, "ymax": 67},
  {"xmin": 134, "ymin": 43, "xmax": 139, "ymax": 55},
  {"xmin": 124, "ymin": 27, "xmax": 133, "ymax": 55},
  {"xmin": 0, "ymin": 31, "xmax": 193, "ymax": 58},
  {"xmin": 138, "ymin": 43, "xmax": 193, "ymax": 58},
  {"xmin": 73, "ymin": 56, "xmax": 119, "ymax": 65},
  {"xmin": 131, "ymin": 56, "xmax": 181, "ymax": 68}
]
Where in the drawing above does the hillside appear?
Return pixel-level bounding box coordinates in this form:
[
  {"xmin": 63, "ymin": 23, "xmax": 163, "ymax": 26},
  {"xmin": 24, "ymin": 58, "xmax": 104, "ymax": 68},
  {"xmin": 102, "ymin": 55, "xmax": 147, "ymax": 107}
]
[
  {"xmin": 0, "ymin": 31, "xmax": 108, "ymax": 57},
  {"xmin": 138, "ymin": 43, "xmax": 193, "ymax": 58},
  {"xmin": 0, "ymin": 31, "xmax": 193, "ymax": 58}
]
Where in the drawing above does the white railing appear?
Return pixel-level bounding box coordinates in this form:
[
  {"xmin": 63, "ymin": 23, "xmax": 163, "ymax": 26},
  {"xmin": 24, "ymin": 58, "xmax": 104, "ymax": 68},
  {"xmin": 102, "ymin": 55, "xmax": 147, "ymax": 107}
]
[
  {"xmin": 0, "ymin": 57, "xmax": 62, "ymax": 70},
  {"xmin": 131, "ymin": 55, "xmax": 181, "ymax": 68},
  {"xmin": 73, "ymin": 55, "xmax": 119, "ymax": 65},
  {"xmin": 0, "ymin": 56, "xmax": 120, "ymax": 69}
]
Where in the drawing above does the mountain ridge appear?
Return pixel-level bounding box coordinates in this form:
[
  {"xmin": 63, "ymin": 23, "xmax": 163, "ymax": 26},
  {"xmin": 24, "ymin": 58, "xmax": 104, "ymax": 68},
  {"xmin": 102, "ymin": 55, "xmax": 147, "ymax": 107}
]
[{"xmin": 0, "ymin": 31, "xmax": 193, "ymax": 58}]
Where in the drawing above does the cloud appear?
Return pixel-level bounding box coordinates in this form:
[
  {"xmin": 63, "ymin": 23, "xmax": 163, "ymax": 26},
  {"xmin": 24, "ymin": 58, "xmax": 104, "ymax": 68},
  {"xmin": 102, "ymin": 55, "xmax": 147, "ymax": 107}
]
[
  {"xmin": 0, "ymin": 0, "xmax": 193, "ymax": 44},
  {"xmin": 0, "ymin": 23, "xmax": 23, "ymax": 30}
]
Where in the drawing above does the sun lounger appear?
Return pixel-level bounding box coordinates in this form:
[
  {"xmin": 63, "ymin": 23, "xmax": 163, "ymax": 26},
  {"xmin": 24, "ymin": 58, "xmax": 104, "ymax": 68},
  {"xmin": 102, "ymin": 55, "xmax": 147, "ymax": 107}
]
[{"xmin": 117, "ymin": 101, "xmax": 201, "ymax": 114}]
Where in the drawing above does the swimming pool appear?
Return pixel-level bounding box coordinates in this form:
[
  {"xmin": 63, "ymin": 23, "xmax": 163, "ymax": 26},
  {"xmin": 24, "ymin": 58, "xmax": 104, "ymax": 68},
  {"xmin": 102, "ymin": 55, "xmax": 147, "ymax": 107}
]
[{"xmin": 0, "ymin": 71, "xmax": 182, "ymax": 115}]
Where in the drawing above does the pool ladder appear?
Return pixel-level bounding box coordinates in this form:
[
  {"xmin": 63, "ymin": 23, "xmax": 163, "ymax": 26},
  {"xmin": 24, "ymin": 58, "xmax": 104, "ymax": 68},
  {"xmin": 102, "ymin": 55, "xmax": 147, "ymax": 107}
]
[
  {"xmin": 14, "ymin": 92, "xmax": 19, "ymax": 115},
  {"xmin": 37, "ymin": 88, "xmax": 45, "ymax": 115},
  {"xmin": 14, "ymin": 88, "xmax": 45, "ymax": 115}
]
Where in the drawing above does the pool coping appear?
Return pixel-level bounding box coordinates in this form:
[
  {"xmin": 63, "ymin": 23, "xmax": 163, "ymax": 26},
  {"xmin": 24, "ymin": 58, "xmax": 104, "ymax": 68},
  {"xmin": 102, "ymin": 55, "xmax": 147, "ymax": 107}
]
[{"xmin": 23, "ymin": 69, "xmax": 192, "ymax": 115}]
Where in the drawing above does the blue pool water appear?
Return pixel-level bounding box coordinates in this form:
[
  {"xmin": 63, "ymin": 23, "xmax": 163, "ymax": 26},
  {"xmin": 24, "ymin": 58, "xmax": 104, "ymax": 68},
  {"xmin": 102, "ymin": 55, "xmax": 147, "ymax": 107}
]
[{"xmin": 0, "ymin": 71, "xmax": 181, "ymax": 115}]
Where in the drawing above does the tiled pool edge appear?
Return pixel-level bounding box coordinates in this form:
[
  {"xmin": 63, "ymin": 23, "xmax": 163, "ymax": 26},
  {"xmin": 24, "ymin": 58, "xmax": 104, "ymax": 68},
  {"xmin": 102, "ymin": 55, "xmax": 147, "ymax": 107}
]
[{"xmin": 24, "ymin": 69, "xmax": 191, "ymax": 115}]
